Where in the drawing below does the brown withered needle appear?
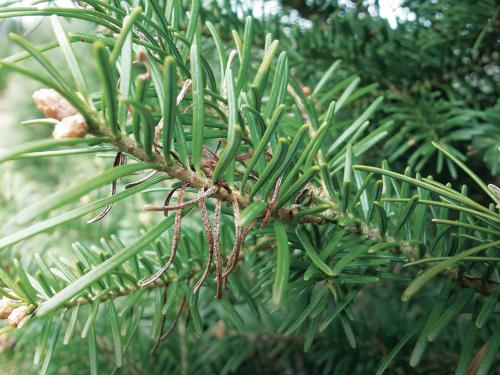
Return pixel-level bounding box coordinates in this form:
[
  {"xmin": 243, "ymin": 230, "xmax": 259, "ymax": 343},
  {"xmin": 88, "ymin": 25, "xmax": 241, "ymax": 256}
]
[
  {"xmin": 87, "ymin": 152, "xmax": 126, "ymax": 224},
  {"xmin": 143, "ymin": 185, "xmax": 220, "ymax": 212},
  {"xmin": 213, "ymin": 199, "xmax": 223, "ymax": 299},
  {"xmin": 262, "ymin": 175, "xmax": 283, "ymax": 227},
  {"xmin": 149, "ymin": 286, "xmax": 168, "ymax": 356},
  {"xmin": 141, "ymin": 184, "xmax": 186, "ymax": 287},
  {"xmin": 222, "ymin": 198, "xmax": 242, "ymax": 280},
  {"xmin": 158, "ymin": 296, "xmax": 186, "ymax": 342},
  {"xmin": 124, "ymin": 170, "xmax": 158, "ymax": 189},
  {"xmin": 194, "ymin": 188, "xmax": 214, "ymax": 293}
]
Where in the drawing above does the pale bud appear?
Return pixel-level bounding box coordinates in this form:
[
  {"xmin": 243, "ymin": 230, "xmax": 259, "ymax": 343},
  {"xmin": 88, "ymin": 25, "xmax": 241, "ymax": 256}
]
[
  {"xmin": 8, "ymin": 305, "xmax": 29, "ymax": 328},
  {"xmin": 32, "ymin": 88, "xmax": 77, "ymax": 120},
  {"xmin": 0, "ymin": 298, "xmax": 15, "ymax": 319},
  {"xmin": 52, "ymin": 114, "xmax": 89, "ymax": 139}
]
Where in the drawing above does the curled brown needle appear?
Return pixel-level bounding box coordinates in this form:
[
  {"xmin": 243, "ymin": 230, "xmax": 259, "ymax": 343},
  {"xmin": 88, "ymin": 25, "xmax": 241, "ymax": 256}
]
[
  {"xmin": 213, "ymin": 199, "xmax": 223, "ymax": 299},
  {"xmin": 193, "ymin": 188, "xmax": 215, "ymax": 293},
  {"xmin": 149, "ymin": 286, "xmax": 168, "ymax": 356},
  {"xmin": 143, "ymin": 185, "xmax": 220, "ymax": 212},
  {"xmin": 262, "ymin": 174, "xmax": 283, "ymax": 227},
  {"xmin": 124, "ymin": 170, "xmax": 157, "ymax": 189},
  {"xmin": 222, "ymin": 198, "xmax": 242, "ymax": 281},
  {"xmin": 141, "ymin": 184, "xmax": 187, "ymax": 287},
  {"xmin": 87, "ymin": 152, "xmax": 126, "ymax": 224},
  {"xmin": 149, "ymin": 295, "xmax": 186, "ymax": 356},
  {"xmin": 154, "ymin": 79, "xmax": 193, "ymax": 145}
]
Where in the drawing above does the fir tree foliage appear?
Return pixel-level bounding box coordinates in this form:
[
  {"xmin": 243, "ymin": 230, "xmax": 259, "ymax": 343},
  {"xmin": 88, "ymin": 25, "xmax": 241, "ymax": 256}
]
[{"xmin": 0, "ymin": 0, "xmax": 498, "ymax": 374}]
